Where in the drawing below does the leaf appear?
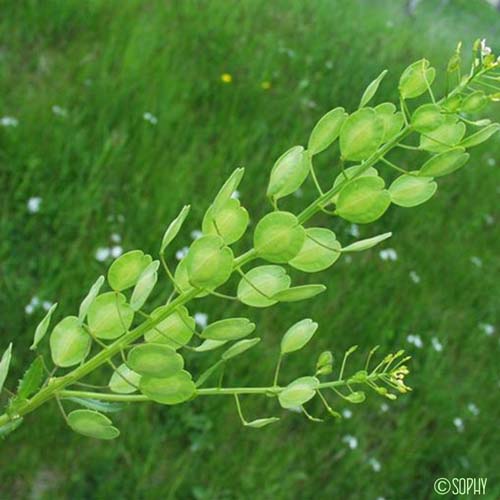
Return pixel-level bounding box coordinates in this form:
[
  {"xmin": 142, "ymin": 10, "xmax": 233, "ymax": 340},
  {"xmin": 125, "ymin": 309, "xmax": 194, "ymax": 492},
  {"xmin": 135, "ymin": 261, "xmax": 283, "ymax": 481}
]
[
  {"xmin": 30, "ymin": 302, "xmax": 58, "ymax": 350},
  {"xmin": 78, "ymin": 276, "xmax": 104, "ymax": 324},
  {"xmin": 339, "ymin": 108, "xmax": 384, "ymax": 161},
  {"xmin": 460, "ymin": 90, "xmax": 488, "ymax": 113},
  {"xmin": 127, "ymin": 343, "xmax": 184, "ymax": 378},
  {"xmin": 460, "ymin": 123, "xmax": 500, "ymax": 148},
  {"xmin": 375, "ymin": 103, "xmax": 405, "ymax": 143},
  {"xmin": 67, "ymin": 409, "xmax": 120, "ymax": 440},
  {"xmin": 245, "ymin": 417, "xmax": 280, "ymax": 428},
  {"xmin": 253, "ymin": 211, "xmax": 305, "ymax": 263},
  {"xmin": 66, "ymin": 398, "xmax": 124, "ymax": 413},
  {"xmin": 359, "ymin": 69, "xmax": 387, "ymax": 108},
  {"xmin": 193, "ymin": 339, "xmax": 228, "ymax": 352},
  {"xmin": 108, "ymin": 250, "xmax": 153, "ymax": 291},
  {"xmin": 278, "ymin": 376, "xmax": 319, "ymax": 409},
  {"xmin": 185, "ymin": 235, "xmax": 234, "ymax": 289},
  {"xmin": 419, "ymin": 148, "xmax": 469, "ymax": 177},
  {"xmin": 140, "ymin": 370, "xmax": 196, "ymax": 405},
  {"xmin": 308, "ymin": 107, "xmax": 347, "ymax": 155},
  {"xmin": 16, "ymin": 357, "xmax": 44, "ymax": 400},
  {"xmin": 336, "ymin": 176, "xmax": 391, "ymax": 224},
  {"xmin": 419, "ymin": 115, "xmax": 466, "ymax": 153},
  {"xmin": 411, "ymin": 103, "xmax": 444, "ymax": 133},
  {"xmin": 201, "ymin": 318, "xmax": 256, "ymax": 341},
  {"xmin": 212, "ymin": 168, "xmax": 245, "ymax": 214},
  {"xmin": 399, "ymin": 59, "xmax": 435, "ymax": 99},
  {"xmin": 289, "ymin": 227, "xmax": 341, "ymax": 273},
  {"xmin": 272, "ymin": 284, "xmax": 326, "ymax": 302},
  {"xmin": 202, "ymin": 198, "xmax": 249, "ymax": 245},
  {"xmin": 280, "ymin": 319, "xmax": 318, "ymax": 355},
  {"xmin": 267, "ymin": 146, "xmax": 310, "ymax": 200},
  {"xmin": 109, "ymin": 363, "xmax": 141, "ymax": 394},
  {"xmin": 0, "ymin": 343, "xmax": 13, "ymax": 394},
  {"xmin": 144, "ymin": 306, "xmax": 194, "ymax": 349},
  {"xmin": 389, "ymin": 173, "xmax": 437, "ymax": 207},
  {"xmin": 341, "ymin": 232, "xmax": 392, "ymax": 252},
  {"xmin": 50, "ymin": 316, "xmax": 91, "ymax": 368},
  {"xmin": 237, "ymin": 265, "xmax": 291, "ymax": 308},
  {"xmin": 87, "ymin": 292, "xmax": 135, "ymax": 340},
  {"xmin": 222, "ymin": 338, "xmax": 261, "ymax": 360},
  {"xmin": 130, "ymin": 260, "xmax": 160, "ymax": 311},
  {"xmin": 344, "ymin": 391, "xmax": 366, "ymax": 404},
  {"xmin": 160, "ymin": 205, "xmax": 190, "ymax": 253}
]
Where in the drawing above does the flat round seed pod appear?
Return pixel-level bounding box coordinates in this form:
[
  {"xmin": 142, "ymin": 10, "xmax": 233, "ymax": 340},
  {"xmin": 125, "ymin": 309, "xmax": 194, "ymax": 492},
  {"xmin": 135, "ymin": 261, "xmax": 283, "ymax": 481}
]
[
  {"xmin": 280, "ymin": 319, "xmax": 318, "ymax": 355},
  {"xmin": 174, "ymin": 259, "xmax": 209, "ymax": 297},
  {"xmin": 253, "ymin": 211, "xmax": 305, "ymax": 263},
  {"xmin": 419, "ymin": 148, "xmax": 469, "ymax": 177},
  {"xmin": 193, "ymin": 339, "xmax": 228, "ymax": 352},
  {"xmin": 237, "ymin": 265, "xmax": 291, "ymax": 308},
  {"xmin": 202, "ymin": 198, "xmax": 249, "ymax": 245},
  {"xmin": 140, "ymin": 370, "xmax": 196, "ymax": 405},
  {"xmin": 67, "ymin": 409, "xmax": 119, "ymax": 440},
  {"xmin": 185, "ymin": 235, "xmax": 234, "ymax": 290},
  {"xmin": 78, "ymin": 276, "xmax": 104, "ymax": 324},
  {"xmin": 289, "ymin": 227, "xmax": 340, "ymax": 273},
  {"xmin": 375, "ymin": 103, "xmax": 404, "ymax": 142},
  {"xmin": 398, "ymin": 59, "xmax": 435, "ymax": 99},
  {"xmin": 87, "ymin": 292, "xmax": 134, "ymax": 340},
  {"xmin": 460, "ymin": 90, "xmax": 488, "ymax": 113},
  {"xmin": 389, "ymin": 173, "xmax": 437, "ymax": 207},
  {"xmin": 130, "ymin": 260, "xmax": 159, "ymax": 311},
  {"xmin": 460, "ymin": 123, "xmax": 500, "ymax": 149},
  {"xmin": 278, "ymin": 376, "xmax": 319, "ymax": 409},
  {"xmin": 419, "ymin": 115, "xmax": 466, "ymax": 153},
  {"xmin": 108, "ymin": 250, "xmax": 152, "ymax": 291},
  {"xmin": 160, "ymin": 205, "xmax": 190, "ymax": 253},
  {"xmin": 272, "ymin": 284, "xmax": 326, "ymax": 302},
  {"xmin": 308, "ymin": 107, "xmax": 347, "ymax": 155},
  {"xmin": 222, "ymin": 338, "xmax": 261, "ymax": 360},
  {"xmin": 127, "ymin": 343, "xmax": 184, "ymax": 378},
  {"xmin": 212, "ymin": 168, "xmax": 245, "ymax": 215},
  {"xmin": 411, "ymin": 103, "xmax": 444, "ymax": 133},
  {"xmin": 331, "ymin": 165, "xmax": 380, "ymax": 204},
  {"xmin": 245, "ymin": 417, "xmax": 280, "ymax": 428},
  {"xmin": 144, "ymin": 306, "xmax": 194, "ymax": 349},
  {"xmin": 341, "ymin": 232, "xmax": 392, "ymax": 252},
  {"xmin": 339, "ymin": 108, "xmax": 384, "ymax": 161},
  {"xmin": 201, "ymin": 318, "xmax": 255, "ymax": 341},
  {"xmin": 50, "ymin": 316, "xmax": 91, "ymax": 368},
  {"xmin": 109, "ymin": 363, "xmax": 141, "ymax": 394}
]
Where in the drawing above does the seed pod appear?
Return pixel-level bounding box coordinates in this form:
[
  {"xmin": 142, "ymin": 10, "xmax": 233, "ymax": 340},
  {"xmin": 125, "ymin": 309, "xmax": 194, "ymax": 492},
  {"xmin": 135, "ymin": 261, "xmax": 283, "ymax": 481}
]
[
  {"xmin": 308, "ymin": 107, "xmax": 347, "ymax": 155},
  {"xmin": 399, "ymin": 59, "xmax": 435, "ymax": 99}
]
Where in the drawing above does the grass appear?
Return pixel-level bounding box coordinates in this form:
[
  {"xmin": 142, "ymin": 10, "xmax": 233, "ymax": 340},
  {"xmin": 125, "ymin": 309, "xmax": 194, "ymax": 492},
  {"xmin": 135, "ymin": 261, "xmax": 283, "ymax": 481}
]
[{"xmin": 1, "ymin": 0, "xmax": 499, "ymax": 498}]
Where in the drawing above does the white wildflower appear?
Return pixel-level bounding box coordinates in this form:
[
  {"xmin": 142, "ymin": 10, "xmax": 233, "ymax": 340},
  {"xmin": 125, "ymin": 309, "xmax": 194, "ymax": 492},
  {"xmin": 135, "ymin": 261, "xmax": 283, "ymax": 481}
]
[
  {"xmin": 407, "ymin": 334, "xmax": 423, "ymax": 348},
  {"xmin": 409, "ymin": 270, "xmax": 421, "ymax": 284},
  {"xmin": 95, "ymin": 247, "xmax": 110, "ymax": 262},
  {"xmin": 194, "ymin": 312, "xmax": 208, "ymax": 329},
  {"xmin": 143, "ymin": 112, "xmax": 158, "ymax": 125},
  {"xmin": 231, "ymin": 190, "xmax": 240, "ymax": 200},
  {"xmin": 483, "ymin": 213, "xmax": 494, "ymax": 225},
  {"xmin": 368, "ymin": 457, "xmax": 382, "ymax": 472},
  {"xmin": 342, "ymin": 435, "xmax": 358, "ymax": 450},
  {"xmin": 379, "ymin": 248, "xmax": 398, "ymax": 261},
  {"xmin": 453, "ymin": 417, "xmax": 464, "ymax": 432},
  {"xmin": 467, "ymin": 403, "xmax": 479, "ymax": 416},
  {"xmin": 431, "ymin": 337, "xmax": 443, "ymax": 352},
  {"xmin": 349, "ymin": 224, "xmax": 360, "ymax": 238},
  {"xmin": 110, "ymin": 245, "xmax": 123, "ymax": 258},
  {"xmin": 25, "ymin": 304, "xmax": 35, "ymax": 315},
  {"xmin": 175, "ymin": 246, "xmax": 189, "ymax": 261},
  {"xmin": 486, "ymin": 157, "xmax": 496, "ymax": 167},
  {"xmin": 470, "ymin": 256, "xmax": 482, "ymax": 268},
  {"xmin": 27, "ymin": 197, "xmax": 42, "ymax": 213},
  {"xmin": 51, "ymin": 105, "xmax": 67, "ymax": 117},
  {"xmin": 380, "ymin": 403, "xmax": 389, "ymax": 413},
  {"xmin": 42, "ymin": 301, "xmax": 53, "ymax": 311},
  {"xmin": 480, "ymin": 39, "xmax": 492, "ymax": 57},
  {"xmin": 479, "ymin": 323, "xmax": 495, "ymax": 336},
  {"xmin": 0, "ymin": 116, "xmax": 19, "ymax": 127},
  {"xmin": 190, "ymin": 229, "xmax": 203, "ymax": 240},
  {"xmin": 343, "ymin": 255, "xmax": 353, "ymax": 264},
  {"xmin": 110, "ymin": 233, "xmax": 122, "ymax": 243},
  {"xmin": 342, "ymin": 409, "xmax": 352, "ymax": 419}
]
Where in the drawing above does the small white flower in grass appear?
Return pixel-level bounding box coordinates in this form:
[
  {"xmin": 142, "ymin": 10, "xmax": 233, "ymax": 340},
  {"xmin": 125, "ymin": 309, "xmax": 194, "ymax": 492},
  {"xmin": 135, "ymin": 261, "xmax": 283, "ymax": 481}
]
[
  {"xmin": 431, "ymin": 337, "xmax": 443, "ymax": 352},
  {"xmin": 479, "ymin": 323, "xmax": 495, "ymax": 336},
  {"xmin": 342, "ymin": 435, "xmax": 358, "ymax": 450},
  {"xmin": 368, "ymin": 457, "xmax": 381, "ymax": 472},
  {"xmin": 190, "ymin": 229, "xmax": 203, "ymax": 240},
  {"xmin": 377, "ymin": 497, "xmax": 386, "ymax": 500},
  {"xmin": 480, "ymin": 39, "xmax": 492, "ymax": 57},
  {"xmin": 194, "ymin": 312, "xmax": 208, "ymax": 329},
  {"xmin": 343, "ymin": 255, "xmax": 353, "ymax": 264},
  {"xmin": 95, "ymin": 247, "xmax": 110, "ymax": 262},
  {"xmin": 379, "ymin": 248, "xmax": 398, "ymax": 261},
  {"xmin": 409, "ymin": 270, "xmax": 421, "ymax": 284},
  {"xmin": 111, "ymin": 246, "xmax": 123, "ymax": 258},
  {"xmin": 342, "ymin": 408, "xmax": 352, "ymax": 419},
  {"xmin": 143, "ymin": 112, "xmax": 158, "ymax": 125},
  {"xmin": 42, "ymin": 301, "xmax": 53, "ymax": 311},
  {"xmin": 175, "ymin": 246, "xmax": 189, "ymax": 261},
  {"xmin": 349, "ymin": 224, "xmax": 360, "ymax": 238},
  {"xmin": 453, "ymin": 417, "xmax": 464, "ymax": 433},
  {"xmin": 0, "ymin": 116, "xmax": 18, "ymax": 127},
  {"xmin": 27, "ymin": 197, "xmax": 42, "ymax": 213},
  {"xmin": 293, "ymin": 188, "xmax": 304, "ymax": 198},
  {"xmin": 25, "ymin": 304, "xmax": 35, "ymax": 315},
  {"xmin": 407, "ymin": 334, "xmax": 423, "ymax": 348},
  {"xmin": 287, "ymin": 406, "xmax": 302, "ymax": 414},
  {"xmin": 483, "ymin": 213, "xmax": 494, "ymax": 226},
  {"xmin": 110, "ymin": 233, "xmax": 121, "ymax": 243},
  {"xmin": 470, "ymin": 256, "xmax": 482, "ymax": 268},
  {"xmin": 51, "ymin": 105, "xmax": 67, "ymax": 117},
  {"xmin": 31, "ymin": 296, "xmax": 40, "ymax": 307},
  {"xmin": 467, "ymin": 403, "xmax": 479, "ymax": 416},
  {"xmin": 231, "ymin": 190, "xmax": 240, "ymax": 200},
  {"xmin": 380, "ymin": 403, "xmax": 389, "ymax": 413},
  {"xmin": 486, "ymin": 157, "xmax": 496, "ymax": 167}
]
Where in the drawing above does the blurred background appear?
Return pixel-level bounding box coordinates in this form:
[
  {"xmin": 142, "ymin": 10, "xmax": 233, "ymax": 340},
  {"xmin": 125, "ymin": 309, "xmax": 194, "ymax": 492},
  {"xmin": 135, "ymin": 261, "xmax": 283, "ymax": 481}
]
[{"xmin": 1, "ymin": 0, "xmax": 499, "ymax": 498}]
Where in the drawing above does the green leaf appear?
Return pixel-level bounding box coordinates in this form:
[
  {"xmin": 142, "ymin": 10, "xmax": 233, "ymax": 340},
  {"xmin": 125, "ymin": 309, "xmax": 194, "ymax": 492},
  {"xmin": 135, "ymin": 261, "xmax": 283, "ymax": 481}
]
[
  {"xmin": 308, "ymin": 107, "xmax": 347, "ymax": 155},
  {"xmin": 460, "ymin": 90, "xmax": 488, "ymax": 113},
  {"xmin": 289, "ymin": 227, "xmax": 341, "ymax": 273},
  {"xmin": 267, "ymin": 146, "xmax": 310, "ymax": 200},
  {"xmin": 245, "ymin": 417, "xmax": 280, "ymax": 428},
  {"xmin": 272, "ymin": 285, "xmax": 326, "ymax": 302},
  {"xmin": 389, "ymin": 173, "xmax": 437, "ymax": 207},
  {"xmin": 185, "ymin": 235, "xmax": 234, "ymax": 289},
  {"xmin": 336, "ymin": 176, "xmax": 391, "ymax": 224},
  {"xmin": 339, "ymin": 108, "xmax": 384, "ymax": 161},
  {"xmin": 253, "ymin": 211, "xmax": 305, "ymax": 263},
  {"xmin": 109, "ymin": 363, "xmax": 141, "ymax": 394},
  {"xmin": 280, "ymin": 319, "xmax": 318, "ymax": 354},
  {"xmin": 0, "ymin": 343, "xmax": 13, "ymax": 394},
  {"xmin": 140, "ymin": 370, "xmax": 196, "ymax": 405},
  {"xmin": 411, "ymin": 103, "xmax": 444, "ymax": 133},
  {"xmin": 16, "ymin": 357, "xmax": 44, "ymax": 400},
  {"xmin": 222, "ymin": 338, "xmax": 261, "ymax": 360},
  {"xmin": 160, "ymin": 205, "xmax": 190, "ymax": 253},
  {"xmin": 345, "ymin": 391, "xmax": 366, "ymax": 404},
  {"xmin": 460, "ymin": 123, "xmax": 500, "ymax": 148},
  {"xmin": 193, "ymin": 339, "xmax": 228, "ymax": 352},
  {"xmin": 78, "ymin": 276, "xmax": 104, "ymax": 324},
  {"xmin": 202, "ymin": 198, "xmax": 249, "ymax": 245},
  {"xmin": 30, "ymin": 302, "xmax": 58, "ymax": 350},
  {"xmin": 0, "ymin": 418, "xmax": 23, "ymax": 439},
  {"xmin": 66, "ymin": 398, "xmax": 124, "ymax": 413},
  {"xmin": 278, "ymin": 376, "xmax": 319, "ymax": 409},
  {"xmin": 50, "ymin": 316, "xmax": 91, "ymax": 368},
  {"xmin": 127, "ymin": 343, "xmax": 184, "ymax": 378},
  {"xmin": 419, "ymin": 148, "xmax": 469, "ymax": 177},
  {"xmin": 342, "ymin": 232, "xmax": 392, "ymax": 252},
  {"xmin": 316, "ymin": 351, "xmax": 333, "ymax": 376},
  {"xmin": 130, "ymin": 260, "xmax": 160, "ymax": 311},
  {"xmin": 237, "ymin": 265, "xmax": 291, "ymax": 308},
  {"xmin": 375, "ymin": 103, "xmax": 405, "ymax": 143},
  {"xmin": 399, "ymin": 59, "xmax": 435, "ymax": 99},
  {"xmin": 144, "ymin": 306, "xmax": 194, "ymax": 349},
  {"xmin": 108, "ymin": 250, "xmax": 153, "ymax": 291},
  {"xmin": 419, "ymin": 115, "xmax": 466, "ymax": 153},
  {"xmin": 201, "ymin": 318, "xmax": 256, "ymax": 341},
  {"xmin": 67, "ymin": 409, "xmax": 120, "ymax": 440},
  {"xmin": 359, "ymin": 69, "xmax": 387, "ymax": 108},
  {"xmin": 87, "ymin": 292, "xmax": 135, "ymax": 340},
  {"xmin": 212, "ymin": 168, "xmax": 245, "ymax": 215}
]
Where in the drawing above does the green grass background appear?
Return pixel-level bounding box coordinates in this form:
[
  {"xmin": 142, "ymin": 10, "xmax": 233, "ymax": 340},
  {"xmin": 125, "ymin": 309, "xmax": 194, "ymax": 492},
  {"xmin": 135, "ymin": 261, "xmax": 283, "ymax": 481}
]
[{"xmin": 1, "ymin": 0, "xmax": 499, "ymax": 498}]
